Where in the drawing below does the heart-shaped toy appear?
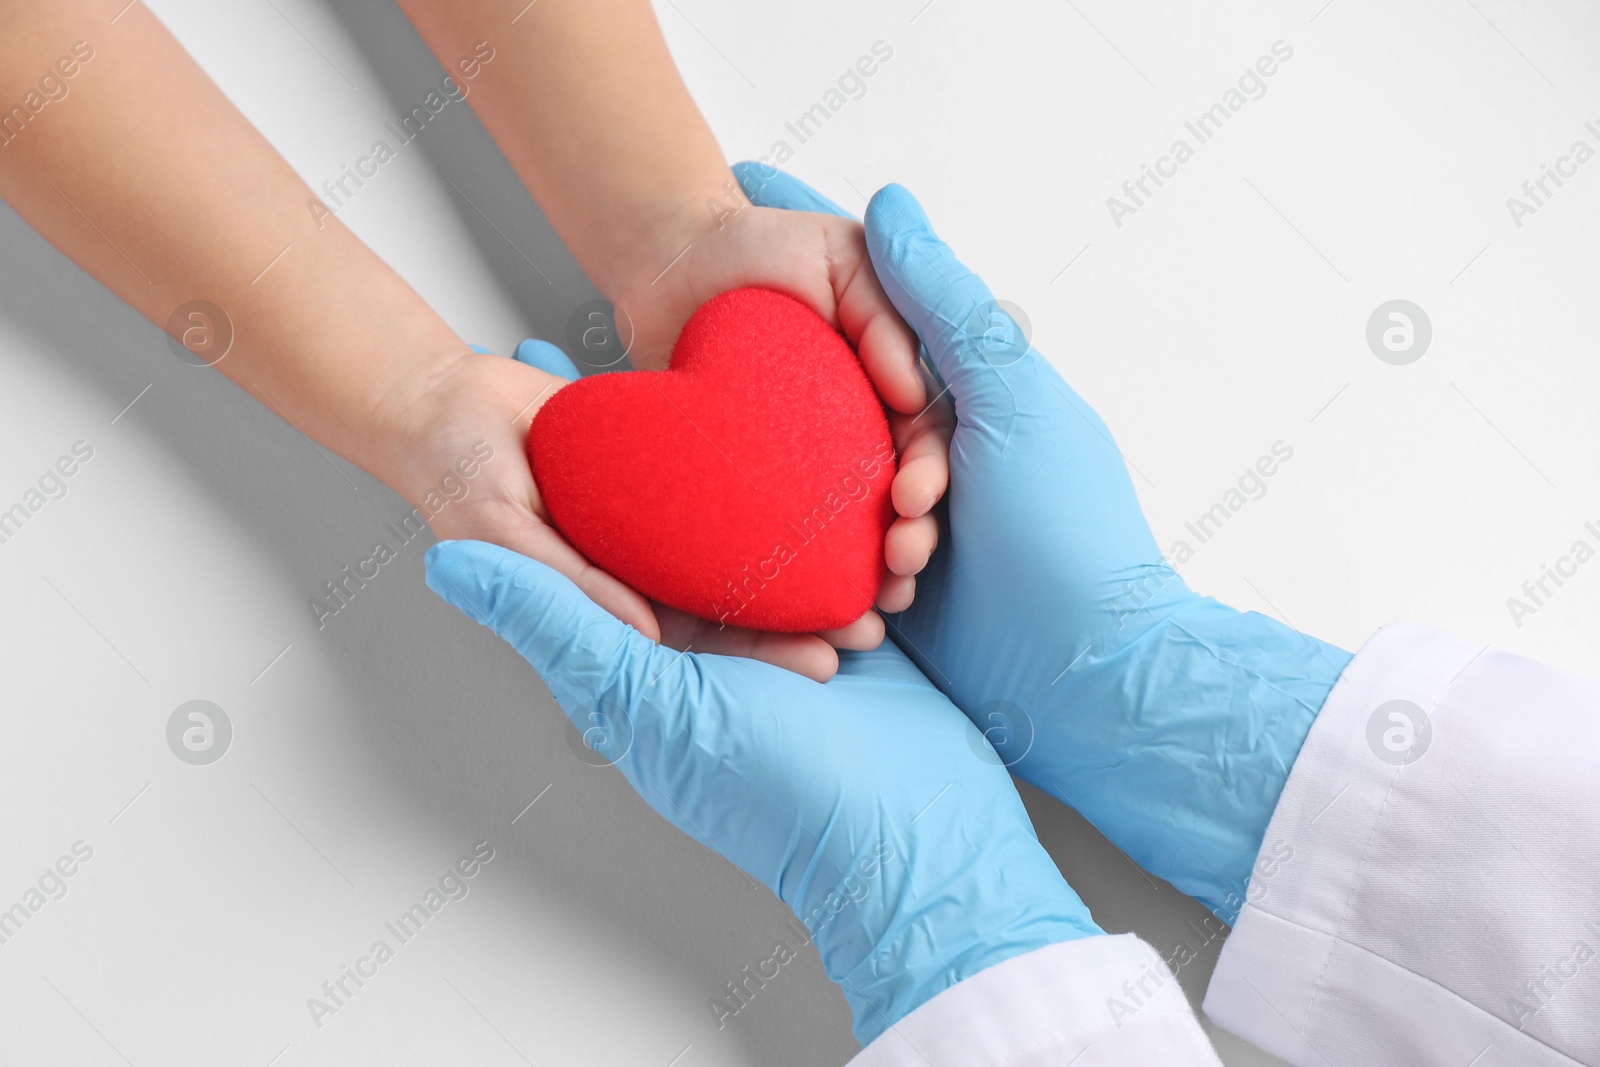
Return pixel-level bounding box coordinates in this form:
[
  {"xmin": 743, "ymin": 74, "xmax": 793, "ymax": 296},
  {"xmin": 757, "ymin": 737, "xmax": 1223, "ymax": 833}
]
[{"xmin": 528, "ymin": 287, "xmax": 896, "ymax": 633}]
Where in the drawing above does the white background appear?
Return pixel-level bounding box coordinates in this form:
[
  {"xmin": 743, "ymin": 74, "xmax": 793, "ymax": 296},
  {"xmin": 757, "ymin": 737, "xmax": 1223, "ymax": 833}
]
[{"xmin": 2, "ymin": 0, "xmax": 1597, "ymax": 1064}]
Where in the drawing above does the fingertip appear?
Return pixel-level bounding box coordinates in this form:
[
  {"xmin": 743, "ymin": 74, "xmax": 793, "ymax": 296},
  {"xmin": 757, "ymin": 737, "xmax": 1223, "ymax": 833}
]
[
  {"xmin": 858, "ymin": 315, "xmax": 926, "ymax": 414},
  {"xmin": 891, "ymin": 454, "xmax": 948, "ymax": 519},
  {"xmin": 731, "ymin": 158, "xmax": 776, "ymax": 186},
  {"xmin": 865, "ymin": 182, "xmax": 914, "ymax": 215},
  {"xmin": 587, "ymin": 577, "xmax": 661, "ymax": 642},
  {"xmin": 733, "ymin": 162, "xmax": 853, "ymax": 218},
  {"xmin": 858, "ymin": 612, "xmax": 887, "ymax": 651},
  {"xmin": 864, "ymin": 183, "xmax": 929, "ymax": 244},
  {"xmin": 626, "ymin": 599, "xmax": 663, "ymax": 643},
  {"xmin": 885, "ymin": 514, "xmax": 939, "ymax": 576},
  {"xmin": 818, "ymin": 610, "xmax": 884, "ymax": 652},
  {"xmin": 876, "ymin": 573, "xmax": 916, "ymax": 614},
  {"xmin": 423, "ymin": 539, "xmax": 452, "ymax": 573},
  {"xmin": 786, "ymin": 638, "xmax": 840, "ymax": 683},
  {"xmin": 423, "ymin": 539, "xmax": 514, "ymax": 614},
  {"xmin": 514, "ymin": 338, "xmax": 581, "ymax": 382}
]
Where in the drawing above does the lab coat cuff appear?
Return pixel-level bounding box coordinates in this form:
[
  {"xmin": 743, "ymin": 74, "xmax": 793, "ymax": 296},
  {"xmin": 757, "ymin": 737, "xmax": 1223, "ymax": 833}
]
[
  {"xmin": 848, "ymin": 933, "xmax": 1222, "ymax": 1067},
  {"xmin": 1202, "ymin": 621, "xmax": 1589, "ymax": 1065}
]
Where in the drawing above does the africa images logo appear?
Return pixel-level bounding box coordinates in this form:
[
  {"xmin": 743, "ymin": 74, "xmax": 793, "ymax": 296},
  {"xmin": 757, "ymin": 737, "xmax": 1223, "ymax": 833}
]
[
  {"xmin": 305, "ymin": 841, "xmax": 496, "ymax": 1029},
  {"xmin": 1105, "ymin": 40, "xmax": 1294, "ymax": 228},
  {"xmin": 166, "ymin": 700, "xmax": 232, "ymax": 765}
]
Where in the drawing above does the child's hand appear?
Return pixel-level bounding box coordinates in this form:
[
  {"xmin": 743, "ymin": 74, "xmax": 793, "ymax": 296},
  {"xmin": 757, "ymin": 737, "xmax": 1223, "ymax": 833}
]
[
  {"xmin": 385, "ymin": 347, "xmax": 883, "ymax": 682},
  {"xmin": 611, "ymin": 202, "xmax": 950, "ymax": 614}
]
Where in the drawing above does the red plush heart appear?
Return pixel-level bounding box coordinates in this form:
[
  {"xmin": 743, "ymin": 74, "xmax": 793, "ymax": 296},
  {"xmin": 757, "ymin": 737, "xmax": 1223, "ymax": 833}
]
[{"xmin": 528, "ymin": 287, "xmax": 896, "ymax": 633}]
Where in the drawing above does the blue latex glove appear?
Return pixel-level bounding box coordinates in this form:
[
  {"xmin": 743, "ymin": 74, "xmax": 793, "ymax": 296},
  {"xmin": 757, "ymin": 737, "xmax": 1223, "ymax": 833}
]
[
  {"xmin": 509, "ymin": 337, "xmax": 580, "ymax": 380},
  {"xmin": 427, "ymin": 346, "xmax": 1101, "ymax": 1044},
  {"xmin": 734, "ymin": 164, "xmax": 1353, "ymax": 924}
]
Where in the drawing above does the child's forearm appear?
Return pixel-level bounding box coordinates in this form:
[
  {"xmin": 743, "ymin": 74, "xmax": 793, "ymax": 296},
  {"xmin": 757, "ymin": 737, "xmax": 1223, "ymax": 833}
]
[
  {"xmin": 395, "ymin": 0, "xmax": 738, "ymax": 325},
  {"xmin": 0, "ymin": 2, "xmax": 467, "ymax": 500}
]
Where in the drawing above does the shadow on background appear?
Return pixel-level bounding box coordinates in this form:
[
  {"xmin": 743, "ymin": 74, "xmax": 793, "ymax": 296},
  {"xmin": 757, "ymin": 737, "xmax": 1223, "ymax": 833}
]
[{"xmin": 318, "ymin": 0, "xmax": 595, "ymax": 354}]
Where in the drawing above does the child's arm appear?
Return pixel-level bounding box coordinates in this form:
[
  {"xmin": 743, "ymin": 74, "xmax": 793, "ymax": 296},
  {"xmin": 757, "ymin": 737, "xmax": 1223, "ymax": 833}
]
[
  {"xmin": 393, "ymin": 1, "xmax": 912, "ymax": 375},
  {"xmin": 0, "ymin": 1, "xmax": 462, "ymax": 501},
  {"xmin": 0, "ymin": 1, "xmax": 663, "ymax": 643},
  {"xmin": 395, "ymin": 0, "xmax": 737, "ymax": 365}
]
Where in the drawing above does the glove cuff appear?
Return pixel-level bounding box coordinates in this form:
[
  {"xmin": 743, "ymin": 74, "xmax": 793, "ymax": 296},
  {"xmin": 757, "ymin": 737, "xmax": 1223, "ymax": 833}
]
[
  {"xmin": 1045, "ymin": 595, "xmax": 1352, "ymax": 922},
  {"xmin": 821, "ymin": 840, "xmax": 1105, "ymax": 1046}
]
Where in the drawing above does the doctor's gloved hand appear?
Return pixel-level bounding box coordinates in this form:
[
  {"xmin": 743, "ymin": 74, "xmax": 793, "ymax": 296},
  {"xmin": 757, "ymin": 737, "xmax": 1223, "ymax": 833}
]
[
  {"xmin": 424, "ymin": 539, "xmax": 1102, "ymax": 1045},
  {"xmin": 736, "ymin": 165, "xmax": 1352, "ymax": 924}
]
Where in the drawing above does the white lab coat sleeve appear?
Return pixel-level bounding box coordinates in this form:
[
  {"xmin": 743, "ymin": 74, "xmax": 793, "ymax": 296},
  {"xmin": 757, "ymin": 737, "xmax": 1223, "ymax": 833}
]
[
  {"xmin": 1205, "ymin": 621, "xmax": 1600, "ymax": 1066},
  {"xmin": 846, "ymin": 934, "xmax": 1224, "ymax": 1067}
]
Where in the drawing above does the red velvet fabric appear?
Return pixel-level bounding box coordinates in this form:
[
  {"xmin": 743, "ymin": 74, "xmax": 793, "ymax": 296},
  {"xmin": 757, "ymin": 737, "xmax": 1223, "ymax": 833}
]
[{"xmin": 529, "ymin": 288, "xmax": 895, "ymax": 632}]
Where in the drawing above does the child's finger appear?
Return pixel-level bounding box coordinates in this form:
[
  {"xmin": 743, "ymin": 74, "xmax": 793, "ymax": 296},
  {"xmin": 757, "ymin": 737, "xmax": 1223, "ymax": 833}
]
[
  {"xmin": 828, "ymin": 220, "xmax": 926, "ymax": 416},
  {"xmin": 655, "ymin": 605, "xmax": 842, "ymax": 683},
  {"xmin": 853, "ymin": 304, "xmax": 925, "ymax": 415},
  {"xmin": 891, "ymin": 430, "xmax": 950, "ymax": 520},
  {"xmin": 816, "ymin": 610, "xmax": 885, "ymax": 652},
  {"xmin": 876, "ymin": 573, "xmax": 916, "ymax": 614},
  {"xmin": 886, "ymin": 514, "xmax": 939, "ymax": 577},
  {"xmin": 725, "ymin": 169, "xmax": 924, "ymax": 413}
]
